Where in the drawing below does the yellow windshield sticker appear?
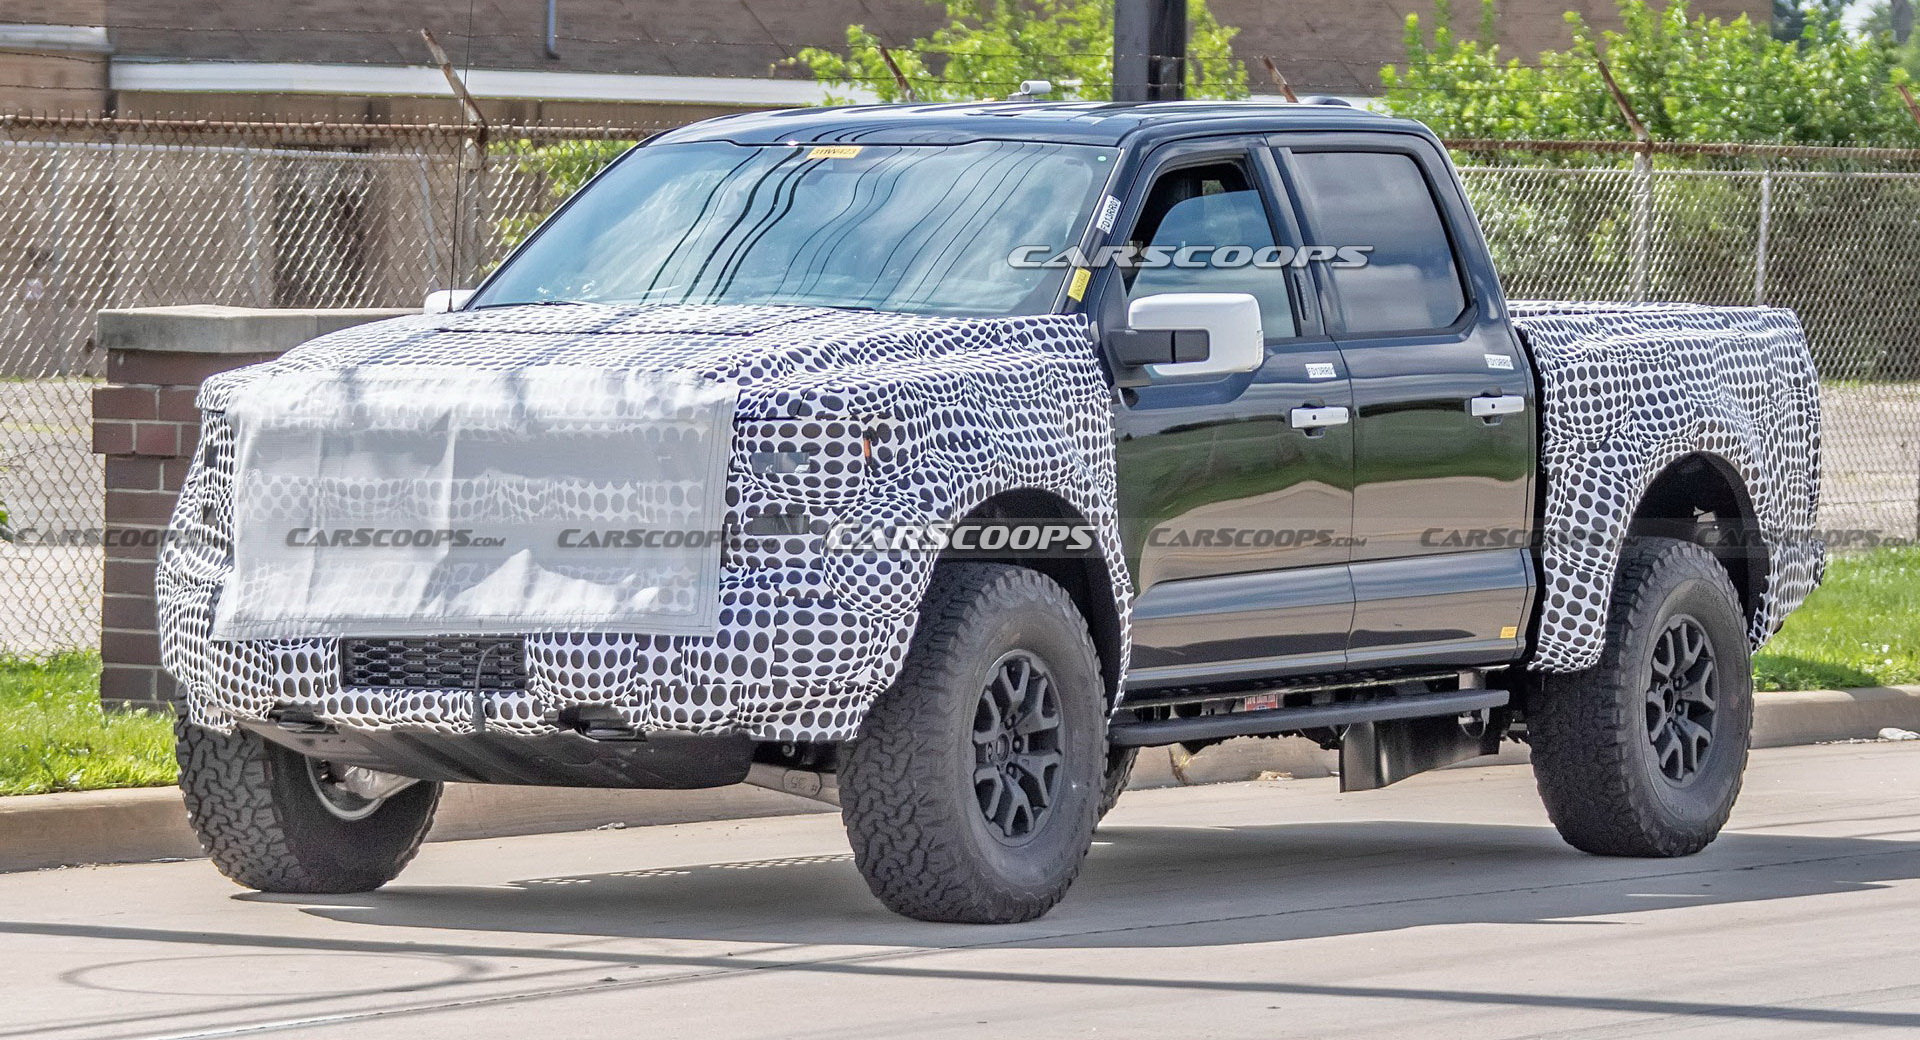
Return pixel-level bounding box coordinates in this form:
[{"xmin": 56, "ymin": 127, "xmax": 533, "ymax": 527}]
[
  {"xmin": 807, "ymin": 145, "xmax": 864, "ymax": 159},
  {"xmin": 1067, "ymin": 267, "xmax": 1092, "ymax": 301}
]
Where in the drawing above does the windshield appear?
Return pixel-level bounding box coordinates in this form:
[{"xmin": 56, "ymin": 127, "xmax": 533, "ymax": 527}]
[{"xmin": 471, "ymin": 140, "xmax": 1116, "ymax": 317}]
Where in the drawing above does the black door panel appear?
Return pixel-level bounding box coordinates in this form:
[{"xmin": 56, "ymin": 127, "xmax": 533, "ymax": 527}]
[
  {"xmin": 1342, "ymin": 336, "xmax": 1532, "ymax": 562},
  {"xmin": 1347, "ymin": 549, "xmax": 1533, "ymax": 668},
  {"xmin": 1128, "ymin": 563, "xmax": 1352, "ymax": 686}
]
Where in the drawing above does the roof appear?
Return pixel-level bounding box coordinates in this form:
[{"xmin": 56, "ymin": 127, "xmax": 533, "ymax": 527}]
[{"xmin": 651, "ymin": 100, "xmax": 1430, "ymax": 148}]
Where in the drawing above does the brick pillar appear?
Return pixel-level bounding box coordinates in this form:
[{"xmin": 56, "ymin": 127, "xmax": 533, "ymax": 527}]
[{"xmin": 93, "ymin": 306, "xmax": 413, "ymax": 709}]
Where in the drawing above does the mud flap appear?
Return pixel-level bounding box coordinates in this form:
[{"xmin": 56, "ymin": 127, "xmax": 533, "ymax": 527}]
[{"xmin": 1339, "ymin": 712, "xmax": 1503, "ymax": 792}]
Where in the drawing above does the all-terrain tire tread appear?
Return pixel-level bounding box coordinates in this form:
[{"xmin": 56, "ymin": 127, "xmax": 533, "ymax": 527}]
[
  {"xmin": 174, "ymin": 718, "xmax": 439, "ymax": 893},
  {"xmin": 1528, "ymin": 537, "xmax": 1752, "ymax": 857},
  {"xmin": 840, "ymin": 563, "xmax": 1103, "ymax": 923}
]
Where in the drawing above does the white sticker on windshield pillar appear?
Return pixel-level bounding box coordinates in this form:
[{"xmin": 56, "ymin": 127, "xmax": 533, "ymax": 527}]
[
  {"xmin": 1485, "ymin": 353, "xmax": 1516, "ymax": 370},
  {"xmin": 1095, "ymin": 194, "xmax": 1122, "ymax": 233},
  {"xmin": 1305, "ymin": 362, "xmax": 1337, "ymax": 380}
]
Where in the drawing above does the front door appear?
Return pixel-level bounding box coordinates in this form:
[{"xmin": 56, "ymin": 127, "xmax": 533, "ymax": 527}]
[{"xmin": 1094, "ymin": 141, "xmax": 1357, "ymax": 687}]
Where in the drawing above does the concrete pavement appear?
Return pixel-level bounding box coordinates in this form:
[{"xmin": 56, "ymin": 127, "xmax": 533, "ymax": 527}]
[{"xmin": 2, "ymin": 741, "xmax": 1918, "ymax": 1040}]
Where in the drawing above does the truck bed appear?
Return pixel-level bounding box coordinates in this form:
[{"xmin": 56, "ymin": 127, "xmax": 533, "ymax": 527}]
[{"xmin": 1508, "ymin": 300, "xmax": 1823, "ymax": 670}]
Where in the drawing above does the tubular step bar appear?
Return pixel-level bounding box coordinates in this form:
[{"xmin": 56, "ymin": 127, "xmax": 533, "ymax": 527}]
[{"xmin": 1107, "ymin": 687, "xmax": 1510, "ymax": 748}]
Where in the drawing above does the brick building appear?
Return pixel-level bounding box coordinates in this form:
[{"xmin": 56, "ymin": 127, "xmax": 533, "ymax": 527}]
[{"xmin": 2, "ymin": 0, "xmax": 1771, "ymax": 125}]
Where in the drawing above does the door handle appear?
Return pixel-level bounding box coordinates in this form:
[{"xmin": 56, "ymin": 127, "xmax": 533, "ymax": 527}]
[
  {"xmin": 1469, "ymin": 395, "xmax": 1526, "ymax": 418},
  {"xmin": 1289, "ymin": 405, "xmax": 1351, "ymax": 430}
]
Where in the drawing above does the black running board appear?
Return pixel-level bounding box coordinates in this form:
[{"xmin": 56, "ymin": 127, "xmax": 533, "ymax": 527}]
[{"xmin": 1107, "ymin": 688, "xmax": 1511, "ymax": 749}]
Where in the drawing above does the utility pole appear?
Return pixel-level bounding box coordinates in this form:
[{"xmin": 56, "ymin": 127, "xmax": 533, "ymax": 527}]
[
  {"xmin": 1113, "ymin": 0, "xmax": 1187, "ymax": 102},
  {"xmin": 1893, "ymin": 0, "xmax": 1913, "ymax": 45}
]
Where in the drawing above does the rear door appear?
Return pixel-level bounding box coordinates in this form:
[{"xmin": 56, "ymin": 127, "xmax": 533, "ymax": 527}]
[
  {"xmin": 1096, "ymin": 139, "xmax": 1358, "ymax": 687},
  {"xmin": 1276, "ymin": 136, "xmax": 1535, "ymax": 669}
]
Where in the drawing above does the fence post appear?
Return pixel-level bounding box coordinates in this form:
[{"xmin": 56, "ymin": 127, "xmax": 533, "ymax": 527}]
[
  {"xmin": 1753, "ymin": 167, "xmax": 1773, "ymax": 307},
  {"xmin": 456, "ymin": 128, "xmax": 488, "ymax": 288},
  {"xmin": 1628, "ymin": 150, "xmax": 1653, "ymax": 302},
  {"xmin": 1599, "ymin": 60, "xmax": 1655, "ymax": 302},
  {"xmin": 241, "ymin": 151, "xmax": 267, "ymax": 306}
]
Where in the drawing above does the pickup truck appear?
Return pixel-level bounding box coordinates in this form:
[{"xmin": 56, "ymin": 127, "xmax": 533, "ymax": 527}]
[{"xmin": 156, "ymin": 101, "xmax": 1823, "ymax": 924}]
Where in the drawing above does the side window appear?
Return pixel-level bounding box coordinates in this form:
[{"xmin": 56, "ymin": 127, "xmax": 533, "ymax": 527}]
[
  {"xmin": 1124, "ymin": 161, "xmax": 1298, "ymax": 340},
  {"xmin": 1289, "ymin": 150, "xmax": 1468, "ymax": 334}
]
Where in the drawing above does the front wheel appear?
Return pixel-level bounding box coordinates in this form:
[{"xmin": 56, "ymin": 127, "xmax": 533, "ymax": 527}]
[
  {"xmin": 1527, "ymin": 537, "xmax": 1754, "ymax": 857},
  {"xmin": 175, "ymin": 717, "xmax": 441, "ymax": 893},
  {"xmin": 840, "ymin": 564, "xmax": 1107, "ymax": 924}
]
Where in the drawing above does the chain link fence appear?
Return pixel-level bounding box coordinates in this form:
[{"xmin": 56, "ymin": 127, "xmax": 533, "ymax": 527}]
[
  {"xmin": 1455, "ymin": 143, "xmax": 1920, "ymax": 546},
  {"xmin": 0, "ymin": 119, "xmax": 1915, "ymax": 651}
]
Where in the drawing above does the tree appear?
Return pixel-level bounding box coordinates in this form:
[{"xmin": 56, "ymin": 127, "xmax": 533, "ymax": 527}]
[
  {"xmin": 1771, "ymin": 0, "xmax": 1850, "ymax": 43},
  {"xmin": 1860, "ymin": 1, "xmax": 1920, "ymax": 78},
  {"xmin": 794, "ymin": 0, "xmax": 1248, "ymax": 103},
  {"xmin": 493, "ymin": 137, "xmax": 635, "ymax": 248},
  {"xmin": 1381, "ymin": 0, "xmax": 1919, "ymax": 147},
  {"xmin": 1382, "ymin": 0, "xmax": 1920, "ymax": 382}
]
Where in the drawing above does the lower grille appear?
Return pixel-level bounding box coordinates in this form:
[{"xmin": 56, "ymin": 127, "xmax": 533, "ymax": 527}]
[{"xmin": 341, "ymin": 637, "xmax": 528, "ymax": 692}]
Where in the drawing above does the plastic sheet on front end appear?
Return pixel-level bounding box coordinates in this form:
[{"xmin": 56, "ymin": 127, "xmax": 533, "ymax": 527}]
[{"xmin": 211, "ymin": 365, "xmax": 736, "ymax": 640}]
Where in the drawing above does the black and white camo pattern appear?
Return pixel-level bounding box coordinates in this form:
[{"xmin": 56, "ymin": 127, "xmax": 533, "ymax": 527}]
[
  {"xmin": 158, "ymin": 304, "xmax": 1129, "ymax": 743},
  {"xmin": 1510, "ymin": 301, "xmax": 1823, "ymax": 671},
  {"xmin": 158, "ymin": 299, "xmax": 1821, "ymax": 742}
]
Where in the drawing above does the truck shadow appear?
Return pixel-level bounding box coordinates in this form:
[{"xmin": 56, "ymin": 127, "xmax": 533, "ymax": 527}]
[{"xmin": 282, "ymin": 820, "xmax": 1920, "ymax": 952}]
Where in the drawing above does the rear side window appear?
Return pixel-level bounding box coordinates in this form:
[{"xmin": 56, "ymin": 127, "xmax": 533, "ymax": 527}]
[{"xmin": 1290, "ymin": 151, "xmax": 1467, "ymax": 334}]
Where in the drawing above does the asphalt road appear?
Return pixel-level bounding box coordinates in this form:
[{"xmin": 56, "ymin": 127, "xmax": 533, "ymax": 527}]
[{"xmin": 3, "ymin": 741, "xmax": 1918, "ymax": 1040}]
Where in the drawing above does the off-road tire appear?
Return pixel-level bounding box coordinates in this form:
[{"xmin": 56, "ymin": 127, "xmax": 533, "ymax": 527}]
[
  {"xmin": 840, "ymin": 563, "xmax": 1107, "ymax": 924},
  {"xmin": 175, "ymin": 716, "xmax": 441, "ymax": 893},
  {"xmin": 1528, "ymin": 537, "xmax": 1753, "ymax": 857},
  {"xmin": 1098, "ymin": 747, "xmax": 1137, "ymax": 821}
]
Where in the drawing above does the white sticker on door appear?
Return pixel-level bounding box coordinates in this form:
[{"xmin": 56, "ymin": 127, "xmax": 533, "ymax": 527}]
[
  {"xmin": 1484, "ymin": 353, "xmax": 1515, "ymax": 370},
  {"xmin": 1305, "ymin": 362, "xmax": 1337, "ymax": 380}
]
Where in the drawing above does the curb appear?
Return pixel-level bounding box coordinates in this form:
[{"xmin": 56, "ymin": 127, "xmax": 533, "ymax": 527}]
[{"xmin": 3, "ymin": 686, "xmax": 1916, "ymax": 874}]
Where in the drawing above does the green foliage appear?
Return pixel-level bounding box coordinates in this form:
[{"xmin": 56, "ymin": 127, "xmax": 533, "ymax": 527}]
[
  {"xmin": 794, "ymin": 0, "xmax": 1248, "ymax": 103},
  {"xmin": 1755, "ymin": 546, "xmax": 1920, "ymax": 692},
  {"xmin": 1382, "ymin": 0, "xmax": 1920, "ymax": 147},
  {"xmin": 1771, "ymin": 0, "xmax": 1850, "ymax": 44},
  {"xmin": 493, "ymin": 137, "xmax": 636, "ymax": 248},
  {"xmin": 0, "ymin": 652, "xmax": 175, "ymax": 796}
]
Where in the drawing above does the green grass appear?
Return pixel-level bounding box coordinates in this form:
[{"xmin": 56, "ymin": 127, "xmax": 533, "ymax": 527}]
[
  {"xmin": 1755, "ymin": 546, "xmax": 1920, "ymax": 693},
  {"xmin": 0, "ymin": 652, "xmax": 176, "ymax": 796}
]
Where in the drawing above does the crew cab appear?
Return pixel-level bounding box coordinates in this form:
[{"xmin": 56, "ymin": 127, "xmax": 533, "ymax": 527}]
[{"xmin": 157, "ymin": 101, "xmax": 1822, "ymax": 923}]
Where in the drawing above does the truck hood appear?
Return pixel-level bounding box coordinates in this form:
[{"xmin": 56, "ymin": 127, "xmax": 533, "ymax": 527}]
[{"xmin": 198, "ymin": 303, "xmax": 1107, "ymax": 421}]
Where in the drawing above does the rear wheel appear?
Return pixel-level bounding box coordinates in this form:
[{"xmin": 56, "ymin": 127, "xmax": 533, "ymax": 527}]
[
  {"xmin": 1527, "ymin": 537, "xmax": 1753, "ymax": 857},
  {"xmin": 840, "ymin": 564, "xmax": 1106, "ymax": 923},
  {"xmin": 175, "ymin": 716, "xmax": 441, "ymax": 893}
]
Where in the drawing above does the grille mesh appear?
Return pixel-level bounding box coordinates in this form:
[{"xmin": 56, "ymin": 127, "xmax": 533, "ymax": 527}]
[{"xmin": 341, "ymin": 638, "xmax": 528, "ymax": 692}]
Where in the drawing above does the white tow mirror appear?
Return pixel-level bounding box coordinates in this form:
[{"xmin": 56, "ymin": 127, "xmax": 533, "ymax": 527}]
[
  {"xmin": 1124, "ymin": 292, "xmax": 1263, "ymax": 380},
  {"xmin": 423, "ymin": 289, "xmax": 475, "ymax": 314}
]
